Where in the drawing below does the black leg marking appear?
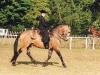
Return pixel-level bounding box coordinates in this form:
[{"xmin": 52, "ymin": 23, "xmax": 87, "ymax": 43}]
[
  {"xmin": 56, "ymin": 51, "xmax": 67, "ymax": 68},
  {"xmin": 12, "ymin": 49, "xmax": 22, "ymax": 66},
  {"xmin": 27, "ymin": 52, "xmax": 36, "ymax": 65},
  {"xmin": 43, "ymin": 49, "xmax": 53, "ymax": 67},
  {"xmin": 27, "ymin": 44, "xmax": 36, "ymax": 65}
]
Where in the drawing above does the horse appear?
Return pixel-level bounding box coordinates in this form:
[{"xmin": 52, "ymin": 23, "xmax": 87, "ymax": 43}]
[
  {"xmin": 88, "ymin": 26, "xmax": 100, "ymax": 38},
  {"xmin": 11, "ymin": 24, "xmax": 71, "ymax": 68}
]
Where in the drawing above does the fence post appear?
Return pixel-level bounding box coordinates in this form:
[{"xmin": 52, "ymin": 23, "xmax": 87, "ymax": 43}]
[
  {"xmin": 92, "ymin": 38, "xmax": 95, "ymax": 50},
  {"xmin": 70, "ymin": 37, "xmax": 72, "ymax": 50},
  {"xmin": 85, "ymin": 37, "xmax": 88, "ymax": 49}
]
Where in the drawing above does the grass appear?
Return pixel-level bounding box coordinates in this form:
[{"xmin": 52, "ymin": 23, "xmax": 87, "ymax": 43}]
[{"xmin": 0, "ymin": 46, "xmax": 100, "ymax": 75}]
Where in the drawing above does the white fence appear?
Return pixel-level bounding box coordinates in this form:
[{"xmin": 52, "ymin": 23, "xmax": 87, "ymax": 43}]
[
  {"xmin": 69, "ymin": 37, "xmax": 100, "ymax": 50},
  {"xmin": 0, "ymin": 31, "xmax": 19, "ymax": 45},
  {"xmin": 60, "ymin": 35, "xmax": 100, "ymax": 49},
  {"xmin": 0, "ymin": 31, "xmax": 100, "ymax": 49}
]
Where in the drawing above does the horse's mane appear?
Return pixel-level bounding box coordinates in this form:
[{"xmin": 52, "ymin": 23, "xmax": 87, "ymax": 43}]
[{"xmin": 51, "ymin": 24, "xmax": 70, "ymax": 32}]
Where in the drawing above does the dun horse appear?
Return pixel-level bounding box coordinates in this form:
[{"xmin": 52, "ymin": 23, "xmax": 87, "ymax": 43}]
[
  {"xmin": 88, "ymin": 26, "xmax": 100, "ymax": 38},
  {"xmin": 11, "ymin": 24, "xmax": 71, "ymax": 68}
]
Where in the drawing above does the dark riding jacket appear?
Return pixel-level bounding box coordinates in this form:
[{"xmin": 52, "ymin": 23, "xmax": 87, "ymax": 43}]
[
  {"xmin": 39, "ymin": 16, "xmax": 49, "ymax": 30},
  {"xmin": 39, "ymin": 16, "xmax": 50, "ymax": 43}
]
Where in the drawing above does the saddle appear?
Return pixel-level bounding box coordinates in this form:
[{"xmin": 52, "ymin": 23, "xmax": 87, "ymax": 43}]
[
  {"xmin": 37, "ymin": 29, "xmax": 52, "ymax": 37},
  {"xmin": 30, "ymin": 29, "xmax": 53, "ymax": 40}
]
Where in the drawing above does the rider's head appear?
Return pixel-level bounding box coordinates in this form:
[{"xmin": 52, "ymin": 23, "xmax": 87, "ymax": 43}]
[{"xmin": 40, "ymin": 10, "xmax": 47, "ymax": 17}]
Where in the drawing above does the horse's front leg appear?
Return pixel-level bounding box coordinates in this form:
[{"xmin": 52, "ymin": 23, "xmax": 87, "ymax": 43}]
[
  {"xmin": 56, "ymin": 51, "xmax": 67, "ymax": 68},
  {"xmin": 27, "ymin": 44, "xmax": 37, "ymax": 65},
  {"xmin": 43, "ymin": 49, "xmax": 53, "ymax": 67}
]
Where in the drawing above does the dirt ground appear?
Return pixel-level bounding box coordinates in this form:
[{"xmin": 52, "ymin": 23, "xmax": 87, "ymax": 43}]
[{"xmin": 0, "ymin": 46, "xmax": 100, "ymax": 75}]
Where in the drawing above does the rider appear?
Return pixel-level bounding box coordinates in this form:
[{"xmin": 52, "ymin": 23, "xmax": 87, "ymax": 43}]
[{"xmin": 38, "ymin": 10, "xmax": 50, "ymax": 49}]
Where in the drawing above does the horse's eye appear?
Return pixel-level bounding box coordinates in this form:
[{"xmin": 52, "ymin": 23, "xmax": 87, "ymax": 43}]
[
  {"xmin": 62, "ymin": 34, "xmax": 64, "ymax": 36},
  {"xmin": 68, "ymin": 32, "xmax": 70, "ymax": 33}
]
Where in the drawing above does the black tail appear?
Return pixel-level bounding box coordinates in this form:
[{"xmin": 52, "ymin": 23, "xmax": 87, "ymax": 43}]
[{"xmin": 11, "ymin": 33, "xmax": 21, "ymax": 62}]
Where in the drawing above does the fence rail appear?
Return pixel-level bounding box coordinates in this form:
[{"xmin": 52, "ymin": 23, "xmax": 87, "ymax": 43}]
[
  {"xmin": 0, "ymin": 32, "xmax": 100, "ymax": 49},
  {"xmin": 68, "ymin": 37, "xmax": 100, "ymax": 50},
  {"xmin": 61, "ymin": 36, "xmax": 100, "ymax": 49}
]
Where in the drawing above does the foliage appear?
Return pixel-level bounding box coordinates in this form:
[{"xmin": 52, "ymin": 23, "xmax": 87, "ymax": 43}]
[
  {"xmin": 23, "ymin": 0, "xmax": 51, "ymax": 28},
  {"xmin": 0, "ymin": 0, "xmax": 31, "ymax": 31},
  {"xmin": 0, "ymin": 0, "xmax": 100, "ymax": 34},
  {"xmin": 9, "ymin": 24, "xmax": 24, "ymax": 31},
  {"xmin": 49, "ymin": 0, "xmax": 93, "ymax": 34},
  {"xmin": 93, "ymin": 20, "xmax": 100, "ymax": 30},
  {"xmin": 91, "ymin": 0, "xmax": 100, "ymax": 30}
]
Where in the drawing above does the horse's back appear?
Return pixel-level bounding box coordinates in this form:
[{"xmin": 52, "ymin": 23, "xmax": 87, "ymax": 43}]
[
  {"xmin": 20, "ymin": 29, "xmax": 60, "ymax": 49},
  {"xmin": 21, "ymin": 30, "xmax": 32, "ymax": 36}
]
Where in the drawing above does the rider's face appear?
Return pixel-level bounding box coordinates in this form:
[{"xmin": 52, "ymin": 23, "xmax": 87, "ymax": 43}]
[{"xmin": 41, "ymin": 13, "xmax": 46, "ymax": 17}]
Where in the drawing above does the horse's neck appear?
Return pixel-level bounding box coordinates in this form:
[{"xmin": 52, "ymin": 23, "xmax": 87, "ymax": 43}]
[{"xmin": 50, "ymin": 30, "xmax": 62, "ymax": 41}]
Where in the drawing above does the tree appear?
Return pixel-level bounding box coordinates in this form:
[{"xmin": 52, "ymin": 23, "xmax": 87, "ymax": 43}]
[
  {"xmin": 91, "ymin": 0, "xmax": 100, "ymax": 30},
  {"xmin": 0, "ymin": 0, "xmax": 31, "ymax": 31},
  {"xmin": 23, "ymin": 0, "xmax": 51, "ymax": 28},
  {"xmin": 0, "ymin": 0, "xmax": 99, "ymax": 34},
  {"xmin": 49, "ymin": 0, "xmax": 93, "ymax": 34},
  {"xmin": 49, "ymin": 0, "xmax": 68, "ymax": 25}
]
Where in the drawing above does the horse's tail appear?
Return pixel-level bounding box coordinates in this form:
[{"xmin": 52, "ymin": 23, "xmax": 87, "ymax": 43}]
[
  {"xmin": 11, "ymin": 33, "xmax": 21, "ymax": 62},
  {"xmin": 14, "ymin": 33, "xmax": 21, "ymax": 54}
]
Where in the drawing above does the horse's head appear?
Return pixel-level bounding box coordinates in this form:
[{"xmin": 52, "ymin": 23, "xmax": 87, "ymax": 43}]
[
  {"xmin": 61, "ymin": 25, "xmax": 71, "ymax": 41},
  {"xmin": 54, "ymin": 25, "xmax": 71, "ymax": 41},
  {"xmin": 88, "ymin": 26, "xmax": 95, "ymax": 33}
]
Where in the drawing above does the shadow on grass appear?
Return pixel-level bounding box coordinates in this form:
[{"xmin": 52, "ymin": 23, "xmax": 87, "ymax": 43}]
[{"xmin": 17, "ymin": 61, "xmax": 59, "ymax": 66}]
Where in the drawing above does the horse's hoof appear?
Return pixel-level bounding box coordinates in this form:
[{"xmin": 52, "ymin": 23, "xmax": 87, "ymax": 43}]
[
  {"xmin": 13, "ymin": 64, "xmax": 16, "ymax": 66},
  {"xmin": 42, "ymin": 64, "xmax": 46, "ymax": 67},
  {"xmin": 32, "ymin": 61, "xmax": 37, "ymax": 65},
  {"xmin": 63, "ymin": 64, "xmax": 67, "ymax": 68},
  {"xmin": 12, "ymin": 62, "xmax": 16, "ymax": 66},
  {"xmin": 64, "ymin": 65, "xmax": 67, "ymax": 68},
  {"xmin": 42, "ymin": 63, "xmax": 47, "ymax": 67},
  {"xmin": 34, "ymin": 62, "xmax": 37, "ymax": 66}
]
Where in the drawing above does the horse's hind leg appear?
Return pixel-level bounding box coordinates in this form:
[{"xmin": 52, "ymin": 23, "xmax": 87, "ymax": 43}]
[
  {"xmin": 27, "ymin": 44, "xmax": 36, "ymax": 65},
  {"xmin": 11, "ymin": 48, "xmax": 22, "ymax": 66},
  {"xmin": 56, "ymin": 50, "xmax": 66, "ymax": 68},
  {"xmin": 43, "ymin": 48, "xmax": 53, "ymax": 67}
]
